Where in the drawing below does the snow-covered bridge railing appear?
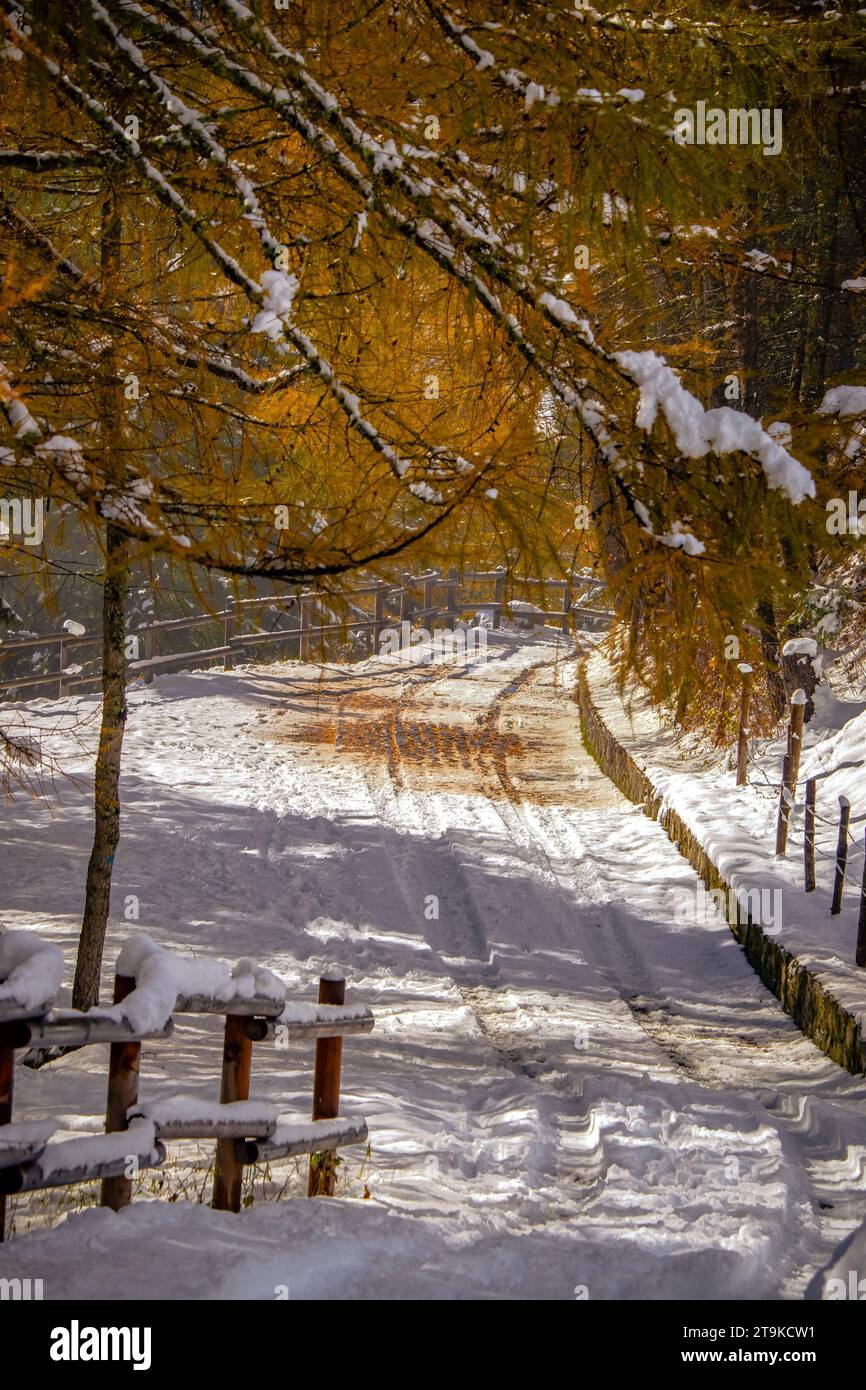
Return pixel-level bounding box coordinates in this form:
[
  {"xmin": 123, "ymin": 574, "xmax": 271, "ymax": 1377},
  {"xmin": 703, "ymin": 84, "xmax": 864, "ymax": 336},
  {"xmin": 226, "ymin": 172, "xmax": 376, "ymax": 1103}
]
[
  {"xmin": 0, "ymin": 932, "xmax": 373, "ymax": 1240},
  {"xmin": 0, "ymin": 569, "xmax": 613, "ymax": 698}
]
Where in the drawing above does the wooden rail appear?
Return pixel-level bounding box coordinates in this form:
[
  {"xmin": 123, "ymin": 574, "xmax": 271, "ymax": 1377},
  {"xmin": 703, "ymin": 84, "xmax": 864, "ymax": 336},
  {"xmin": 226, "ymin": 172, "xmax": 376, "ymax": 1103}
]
[
  {"xmin": 0, "ymin": 945, "xmax": 373, "ymax": 1238},
  {"xmin": 0, "ymin": 569, "xmax": 612, "ymax": 698}
]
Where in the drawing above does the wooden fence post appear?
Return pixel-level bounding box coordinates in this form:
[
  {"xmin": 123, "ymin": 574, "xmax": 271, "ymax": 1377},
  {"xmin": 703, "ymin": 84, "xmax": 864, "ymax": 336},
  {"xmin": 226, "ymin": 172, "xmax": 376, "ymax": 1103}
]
[
  {"xmin": 308, "ymin": 973, "xmax": 345, "ymax": 1198},
  {"xmin": 856, "ymin": 829, "xmax": 866, "ymax": 967},
  {"xmin": 775, "ymin": 752, "xmax": 794, "ymax": 857},
  {"xmin": 561, "ymin": 582, "xmax": 572, "ymax": 635},
  {"xmin": 141, "ymin": 627, "xmax": 155, "ymax": 685},
  {"xmin": 788, "ymin": 689, "xmax": 807, "ymax": 794},
  {"xmin": 445, "ymin": 568, "xmax": 458, "ymax": 626},
  {"xmin": 373, "ymin": 582, "xmax": 386, "ymax": 654},
  {"xmin": 0, "ymin": 1036, "xmax": 13, "ymax": 1241},
  {"xmin": 286, "ymin": 591, "xmax": 300, "ymax": 658},
  {"xmin": 773, "ymin": 692, "xmax": 807, "ymax": 857},
  {"xmin": 831, "ymin": 796, "xmax": 851, "ymax": 916},
  {"xmin": 223, "ymin": 596, "xmax": 235, "ymax": 673},
  {"xmin": 101, "ymin": 973, "xmax": 141, "ymax": 1212},
  {"xmin": 804, "ymin": 777, "xmax": 816, "ymax": 893},
  {"xmin": 422, "ymin": 573, "xmax": 436, "ymax": 631},
  {"xmin": 57, "ymin": 639, "xmax": 66, "ymax": 698},
  {"xmin": 400, "ymin": 573, "xmax": 414, "ymax": 626},
  {"xmin": 299, "ymin": 594, "xmax": 312, "ymax": 662},
  {"xmin": 212, "ymin": 1014, "xmax": 253, "ymax": 1214},
  {"xmin": 493, "ymin": 568, "xmax": 506, "ymax": 630},
  {"xmin": 736, "ymin": 664, "xmax": 753, "ymax": 787}
]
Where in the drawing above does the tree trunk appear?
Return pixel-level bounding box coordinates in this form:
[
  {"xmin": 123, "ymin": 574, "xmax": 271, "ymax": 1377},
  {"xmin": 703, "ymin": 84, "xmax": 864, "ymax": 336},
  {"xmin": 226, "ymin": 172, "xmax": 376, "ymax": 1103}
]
[
  {"xmin": 72, "ymin": 523, "xmax": 129, "ymax": 1010},
  {"xmin": 756, "ymin": 597, "xmax": 787, "ymax": 721},
  {"xmin": 735, "ymin": 262, "xmax": 760, "ymax": 416},
  {"xmin": 780, "ymin": 639, "xmax": 819, "ymax": 722},
  {"xmin": 72, "ymin": 185, "xmax": 128, "ymax": 1012},
  {"xmin": 796, "ymin": 178, "xmax": 840, "ymax": 408}
]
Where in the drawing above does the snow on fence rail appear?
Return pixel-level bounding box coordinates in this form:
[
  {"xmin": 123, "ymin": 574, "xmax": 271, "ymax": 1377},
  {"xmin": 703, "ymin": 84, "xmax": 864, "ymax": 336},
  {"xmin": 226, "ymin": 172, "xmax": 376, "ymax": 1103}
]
[
  {"xmin": 0, "ymin": 569, "xmax": 613, "ymax": 698},
  {"xmin": 0, "ymin": 933, "xmax": 373, "ymax": 1240},
  {"xmin": 760, "ymin": 690, "xmax": 866, "ymax": 963}
]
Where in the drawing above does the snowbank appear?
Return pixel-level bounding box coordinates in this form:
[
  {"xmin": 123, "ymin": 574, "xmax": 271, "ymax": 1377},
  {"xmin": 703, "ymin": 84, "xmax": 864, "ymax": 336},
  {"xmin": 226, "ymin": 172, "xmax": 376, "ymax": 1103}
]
[{"xmin": 580, "ymin": 652, "xmax": 866, "ymax": 1073}]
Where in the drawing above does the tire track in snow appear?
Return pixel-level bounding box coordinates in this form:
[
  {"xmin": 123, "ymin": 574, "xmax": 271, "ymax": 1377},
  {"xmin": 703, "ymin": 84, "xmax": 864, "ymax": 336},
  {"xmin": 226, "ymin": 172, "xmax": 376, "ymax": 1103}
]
[
  {"xmin": 259, "ymin": 640, "xmax": 866, "ymax": 1286},
  {"xmin": 366, "ymin": 649, "xmax": 672, "ymax": 1212},
  {"xmin": 374, "ymin": 648, "xmax": 866, "ymax": 1286},
  {"xmin": 346, "ymin": 650, "xmax": 593, "ymax": 1203},
  {"xmin": 492, "ymin": 660, "xmax": 866, "ymax": 1292}
]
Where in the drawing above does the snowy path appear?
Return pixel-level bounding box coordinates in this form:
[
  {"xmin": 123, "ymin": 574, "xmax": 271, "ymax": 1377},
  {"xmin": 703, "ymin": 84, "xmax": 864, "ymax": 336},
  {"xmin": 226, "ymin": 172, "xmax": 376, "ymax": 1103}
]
[{"xmin": 3, "ymin": 631, "xmax": 866, "ymax": 1299}]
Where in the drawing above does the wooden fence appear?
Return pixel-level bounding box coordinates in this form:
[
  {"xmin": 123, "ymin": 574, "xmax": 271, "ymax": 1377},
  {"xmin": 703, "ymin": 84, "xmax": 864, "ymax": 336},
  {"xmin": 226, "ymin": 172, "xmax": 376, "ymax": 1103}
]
[
  {"xmin": 0, "ymin": 937, "xmax": 373, "ymax": 1241},
  {"xmin": 0, "ymin": 569, "xmax": 612, "ymax": 699},
  {"xmin": 741, "ymin": 682, "xmax": 866, "ymax": 966}
]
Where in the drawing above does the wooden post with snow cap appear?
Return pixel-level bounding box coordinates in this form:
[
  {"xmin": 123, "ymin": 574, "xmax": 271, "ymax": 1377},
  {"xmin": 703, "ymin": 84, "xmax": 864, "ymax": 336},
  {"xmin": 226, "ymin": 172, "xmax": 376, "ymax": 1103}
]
[
  {"xmin": 774, "ymin": 690, "xmax": 807, "ymax": 857},
  {"xmin": 101, "ymin": 973, "xmax": 141, "ymax": 1212},
  {"xmin": 787, "ymin": 689, "xmax": 807, "ymax": 797},
  {"xmin": 400, "ymin": 573, "xmax": 414, "ymax": 626},
  {"xmin": 804, "ymin": 778, "xmax": 817, "ymax": 893},
  {"xmin": 831, "ymin": 797, "xmax": 851, "ymax": 916},
  {"xmin": 736, "ymin": 664, "xmax": 753, "ymax": 787},
  {"xmin": 855, "ymin": 830, "xmax": 866, "ymax": 967},
  {"xmin": 422, "ymin": 572, "xmax": 436, "ymax": 630},
  {"xmin": 775, "ymin": 752, "xmax": 794, "ymax": 858},
  {"xmin": 308, "ymin": 971, "xmax": 345, "ymax": 1198},
  {"xmin": 212, "ymin": 1013, "xmax": 254, "ymax": 1213},
  {"xmin": 0, "ymin": 1034, "xmax": 13, "ymax": 1240}
]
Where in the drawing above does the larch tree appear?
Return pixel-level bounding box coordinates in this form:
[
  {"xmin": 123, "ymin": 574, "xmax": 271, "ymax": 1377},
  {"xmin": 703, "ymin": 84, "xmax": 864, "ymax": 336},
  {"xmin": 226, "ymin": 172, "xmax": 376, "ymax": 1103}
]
[{"xmin": 0, "ymin": 0, "xmax": 864, "ymax": 999}]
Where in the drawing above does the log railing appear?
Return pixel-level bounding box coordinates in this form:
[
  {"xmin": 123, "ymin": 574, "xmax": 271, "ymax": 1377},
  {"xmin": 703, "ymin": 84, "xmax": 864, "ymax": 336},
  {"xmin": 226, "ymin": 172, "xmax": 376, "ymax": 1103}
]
[
  {"xmin": 0, "ymin": 940, "xmax": 373, "ymax": 1241},
  {"xmin": 0, "ymin": 569, "xmax": 612, "ymax": 699}
]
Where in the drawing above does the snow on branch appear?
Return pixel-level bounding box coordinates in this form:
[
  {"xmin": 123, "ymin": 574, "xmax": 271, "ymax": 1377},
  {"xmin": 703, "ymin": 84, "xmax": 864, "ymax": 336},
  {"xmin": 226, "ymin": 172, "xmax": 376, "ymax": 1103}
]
[
  {"xmin": 1, "ymin": 360, "xmax": 187, "ymax": 546},
  {"xmin": 0, "ymin": 147, "xmax": 112, "ymax": 169},
  {"xmin": 614, "ymin": 350, "xmax": 815, "ymax": 504},
  {"xmin": 424, "ymin": 1, "xmax": 648, "ymax": 121},
  {"xmin": 0, "ymin": 193, "xmax": 93, "ymax": 288},
  {"xmin": 89, "ymin": 0, "xmax": 287, "ymax": 270},
  {"xmin": 818, "ymin": 386, "xmax": 866, "ymax": 419},
  {"xmin": 10, "ymin": 19, "xmax": 433, "ymax": 496},
  {"xmin": 163, "ymin": 1, "xmax": 625, "ymax": 479},
  {"xmin": 212, "ymin": 0, "xmax": 608, "ymax": 355},
  {"xmin": 7, "ymin": 0, "xmax": 820, "ymax": 566},
  {"xmin": 167, "ymin": 344, "xmax": 305, "ymax": 395}
]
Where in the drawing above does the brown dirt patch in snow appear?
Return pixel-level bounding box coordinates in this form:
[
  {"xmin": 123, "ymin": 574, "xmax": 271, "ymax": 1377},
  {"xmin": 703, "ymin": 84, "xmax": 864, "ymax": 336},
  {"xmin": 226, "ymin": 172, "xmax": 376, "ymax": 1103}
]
[{"xmin": 272, "ymin": 662, "xmax": 618, "ymax": 809}]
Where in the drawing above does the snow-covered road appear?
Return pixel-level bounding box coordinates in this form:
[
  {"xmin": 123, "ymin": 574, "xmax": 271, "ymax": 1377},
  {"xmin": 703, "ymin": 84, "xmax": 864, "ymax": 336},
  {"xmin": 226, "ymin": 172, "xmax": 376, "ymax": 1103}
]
[{"xmin": 3, "ymin": 631, "xmax": 866, "ymax": 1299}]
